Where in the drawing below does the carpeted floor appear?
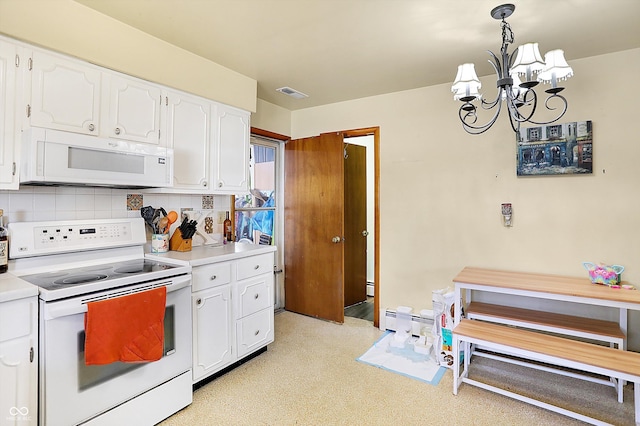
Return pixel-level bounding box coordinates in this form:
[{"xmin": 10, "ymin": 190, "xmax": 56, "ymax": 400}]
[{"xmin": 160, "ymin": 310, "xmax": 635, "ymax": 425}]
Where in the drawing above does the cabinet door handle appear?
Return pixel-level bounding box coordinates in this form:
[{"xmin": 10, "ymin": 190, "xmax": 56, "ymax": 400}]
[
  {"xmin": 254, "ymin": 293, "xmax": 259, "ymax": 299},
  {"xmin": 218, "ymin": 182, "xmax": 223, "ymax": 188},
  {"xmin": 210, "ymin": 275, "xmax": 217, "ymax": 280},
  {"xmin": 88, "ymin": 123, "xmax": 95, "ymax": 132},
  {"xmin": 30, "ymin": 347, "xmax": 34, "ymax": 363},
  {"xmin": 114, "ymin": 127, "xmax": 121, "ymax": 135},
  {"xmin": 196, "ymin": 298, "xmax": 202, "ymax": 305},
  {"xmin": 254, "ymin": 330, "xmax": 260, "ymax": 336},
  {"xmin": 254, "ymin": 265, "xmax": 260, "ymax": 270}
]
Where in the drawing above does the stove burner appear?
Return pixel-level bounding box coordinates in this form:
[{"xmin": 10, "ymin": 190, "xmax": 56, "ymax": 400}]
[
  {"xmin": 37, "ymin": 272, "xmax": 69, "ymax": 279},
  {"xmin": 54, "ymin": 274, "xmax": 109, "ymax": 285},
  {"xmin": 114, "ymin": 265, "xmax": 151, "ymax": 274}
]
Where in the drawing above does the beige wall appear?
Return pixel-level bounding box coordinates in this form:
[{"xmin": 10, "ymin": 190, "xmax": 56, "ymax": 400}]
[
  {"xmin": 0, "ymin": 0, "xmax": 256, "ymax": 112},
  {"xmin": 291, "ymin": 49, "xmax": 640, "ymax": 350},
  {"xmin": 252, "ymin": 99, "xmax": 291, "ymax": 136}
]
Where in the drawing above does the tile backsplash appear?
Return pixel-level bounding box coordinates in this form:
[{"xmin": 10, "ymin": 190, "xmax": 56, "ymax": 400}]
[{"xmin": 0, "ymin": 186, "xmax": 232, "ymax": 224}]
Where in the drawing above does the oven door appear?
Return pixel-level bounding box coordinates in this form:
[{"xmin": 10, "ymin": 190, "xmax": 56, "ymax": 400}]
[{"xmin": 39, "ymin": 275, "xmax": 191, "ymax": 426}]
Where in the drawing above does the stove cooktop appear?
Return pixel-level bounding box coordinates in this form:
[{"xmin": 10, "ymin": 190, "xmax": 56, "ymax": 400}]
[{"xmin": 20, "ymin": 259, "xmax": 180, "ymax": 293}]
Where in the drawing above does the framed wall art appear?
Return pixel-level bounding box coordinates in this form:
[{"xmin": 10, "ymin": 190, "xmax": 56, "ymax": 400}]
[{"xmin": 516, "ymin": 120, "xmax": 593, "ymax": 176}]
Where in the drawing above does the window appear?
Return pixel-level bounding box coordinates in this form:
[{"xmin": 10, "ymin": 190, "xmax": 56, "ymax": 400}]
[
  {"xmin": 234, "ymin": 138, "xmax": 277, "ymax": 244},
  {"xmin": 547, "ymin": 125, "xmax": 562, "ymax": 139},
  {"xmin": 528, "ymin": 127, "xmax": 541, "ymax": 141}
]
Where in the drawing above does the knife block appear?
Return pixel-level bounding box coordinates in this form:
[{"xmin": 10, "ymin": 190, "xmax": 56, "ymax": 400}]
[{"xmin": 169, "ymin": 229, "xmax": 192, "ymax": 252}]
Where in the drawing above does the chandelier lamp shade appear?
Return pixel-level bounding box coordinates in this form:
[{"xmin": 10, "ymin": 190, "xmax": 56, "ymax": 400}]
[{"xmin": 452, "ymin": 4, "xmax": 574, "ymax": 135}]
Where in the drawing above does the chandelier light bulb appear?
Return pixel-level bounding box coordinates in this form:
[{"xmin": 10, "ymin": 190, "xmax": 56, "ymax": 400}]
[
  {"xmin": 452, "ymin": 63, "xmax": 482, "ymax": 101},
  {"xmin": 537, "ymin": 49, "xmax": 574, "ymax": 92},
  {"xmin": 510, "ymin": 43, "xmax": 545, "ymax": 87}
]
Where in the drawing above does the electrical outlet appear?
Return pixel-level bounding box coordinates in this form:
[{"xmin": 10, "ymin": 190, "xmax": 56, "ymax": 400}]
[{"xmin": 217, "ymin": 211, "xmax": 226, "ymax": 224}]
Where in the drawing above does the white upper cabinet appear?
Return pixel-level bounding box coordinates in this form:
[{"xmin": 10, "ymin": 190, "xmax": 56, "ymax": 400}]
[
  {"xmin": 103, "ymin": 74, "xmax": 161, "ymax": 144},
  {"xmin": 28, "ymin": 49, "xmax": 162, "ymax": 145},
  {"xmin": 29, "ymin": 50, "xmax": 101, "ymax": 135},
  {"xmin": 213, "ymin": 104, "xmax": 249, "ymax": 193},
  {"xmin": 5, "ymin": 35, "xmax": 252, "ymax": 193},
  {"xmin": 0, "ymin": 40, "xmax": 19, "ymax": 189},
  {"xmin": 163, "ymin": 90, "xmax": 213, "ymax": 191}
]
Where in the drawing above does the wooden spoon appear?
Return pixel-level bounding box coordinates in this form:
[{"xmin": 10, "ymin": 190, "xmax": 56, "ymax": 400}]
[
  {"xmin": 167, "ymin": 211, "xmax": 178, "ymax": 226},
  {"xmin": 158, "ymin": 216, "xmax": 169, "ymax": 234}
]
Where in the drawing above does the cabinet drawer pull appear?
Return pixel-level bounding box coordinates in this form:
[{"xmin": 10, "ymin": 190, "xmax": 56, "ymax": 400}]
[
  {"xmin": 254, "ymin": 265, "xmax": 260, "ymax": 270},
  {"xmin": 254, "ymin": 330, "xmax": 260, "ymax": 336},
  {"xmin": 254, "ymin": 293, "xmax": 259, "ymax": 299},
  {"xmin": 197, "ymin": 298, "xmax": 202, "ymax": 305},
  {"xmin": 210, "ymin": 275, "xmax": 217, "ymax": 281}
]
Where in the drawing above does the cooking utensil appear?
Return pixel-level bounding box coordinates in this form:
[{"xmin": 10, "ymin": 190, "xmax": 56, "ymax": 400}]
[
  {"xmin": 158, "ymin": 217, "xmax": 169, "ymax": 234},
  {"xmin": 167, "ymin": 211, "xmax": 178, "ymax": 226},
  {"xmin": 177, "ymin": 218, "xmax": 197, "ymax": 239}
]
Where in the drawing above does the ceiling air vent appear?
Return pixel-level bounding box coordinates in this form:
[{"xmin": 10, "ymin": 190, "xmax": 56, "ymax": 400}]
[{"xmin": 276, "ymin": 86, "xmax": 309, "ymax": 99}]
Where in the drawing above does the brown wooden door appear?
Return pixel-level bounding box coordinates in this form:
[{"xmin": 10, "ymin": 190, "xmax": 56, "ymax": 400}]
[
  {"xmin": 343, "ymin": 143, "xmax": 367, "ymax": 307},
  {"xmin": 284, "ymin": 132, "xmax": 345, "ymax": 322}
]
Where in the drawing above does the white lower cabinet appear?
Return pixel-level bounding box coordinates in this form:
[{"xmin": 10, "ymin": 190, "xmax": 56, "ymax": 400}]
[
  {"xmin": 192, "ymin": 284, "xmax": 233, "ymax": 382},
  {"xmin": 236, "ymin": 308, "xmax": 274, "ymax": 359},
  {"xmin": 191, "ymin": 252, "xmax": 274, "ymax": 384},
  {"xmin": 0, "ymin": 296, "xmax": 37, "ymax": 425}
]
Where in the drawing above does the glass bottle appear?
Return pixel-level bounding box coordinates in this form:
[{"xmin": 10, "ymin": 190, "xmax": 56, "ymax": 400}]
[
  {"xmin": 224, "ymin": 212, "xmax": 232, "ymax": 242},
  {"xmin": 0, "ymin": 209, "xmax": 7, "ymax": 273}
]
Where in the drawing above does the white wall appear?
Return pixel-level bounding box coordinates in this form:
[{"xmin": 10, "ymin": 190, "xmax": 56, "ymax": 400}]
[{"xmin": 291, "ymin": 49, "xmax": 640, "ymax": 350}]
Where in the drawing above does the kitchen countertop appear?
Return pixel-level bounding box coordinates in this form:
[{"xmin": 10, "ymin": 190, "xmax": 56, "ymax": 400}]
[
  {"xmin": 146, "ymin": 242, "xmax": 276, "ymax": 267},
  {"xmin": 0, "ymin": 272, "xmax": 39, "ymax": 303}
]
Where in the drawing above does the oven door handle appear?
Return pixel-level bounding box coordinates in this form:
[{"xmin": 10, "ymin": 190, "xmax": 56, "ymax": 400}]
[{"xmin": 44, "ymin": 274, "xmax": 192, "ymax": 320}]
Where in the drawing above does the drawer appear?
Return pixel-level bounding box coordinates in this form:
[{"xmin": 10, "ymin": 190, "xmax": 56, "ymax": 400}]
[
  {"xmin": 236, "ymin": 253, "xmax": 274, "ymax": 281},
  {"xmin": 236, "ymin": 308, "xmax": 274, "ymax": 358},
  {"xmin": 0, "ymin": 297, "xmax": 34, "ymax": 343},
  {"xmin": 192, "ymin": 262, "xmax": 232, "ymax": 291},
  {"xmin": 234, "ymin": 274, "xmax": 273, "ymax": 318}
]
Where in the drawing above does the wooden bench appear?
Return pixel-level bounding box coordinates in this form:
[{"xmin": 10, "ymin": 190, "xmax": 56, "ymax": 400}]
[
  {"xmin": 452, "ymin": 319, "xmax": 640, "ymax": 426},
  {"xmin": 466, "ymin": 301, "xmax": 626, "ymax": 349}
]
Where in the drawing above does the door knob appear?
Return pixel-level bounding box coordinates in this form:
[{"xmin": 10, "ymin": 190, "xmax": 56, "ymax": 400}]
[
  {"xmin": 332, "ymin": 236, "xmax": 343, "ymax": 243},
  {"xmin": 362, "ymin": 230, "xmax": 369, "ymax": 237}
]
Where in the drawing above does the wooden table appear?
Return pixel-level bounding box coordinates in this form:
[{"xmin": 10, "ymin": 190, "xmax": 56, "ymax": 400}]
[{"xmin": 452, "ymin": 266, "xmax": 640, "ymax": 349}]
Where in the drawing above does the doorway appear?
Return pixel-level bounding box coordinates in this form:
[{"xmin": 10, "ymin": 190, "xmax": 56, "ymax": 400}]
[
  {"xmin": 343, "ymin": 134, "xmax": 375, "ymax": 322},
  {"xmin": 284, "ymin": 128, "xmax": 379, "ymax": 326}
]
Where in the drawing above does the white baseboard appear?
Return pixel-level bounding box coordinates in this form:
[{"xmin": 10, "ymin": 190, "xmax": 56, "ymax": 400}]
[
  {"xmin": 366, "ymin": 282, "xmax": 374, "ymax": 297},
  {"xmin": 379, "ymin": 308, "xmax": 434, "ymax": 336}
]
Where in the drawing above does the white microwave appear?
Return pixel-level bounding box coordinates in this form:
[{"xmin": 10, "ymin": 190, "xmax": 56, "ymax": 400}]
[{"xmin": 20, "ymin": 128, "xmax": 174, "ymax": 188}]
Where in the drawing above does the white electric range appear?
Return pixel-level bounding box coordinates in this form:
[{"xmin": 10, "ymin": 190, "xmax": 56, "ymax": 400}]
[{"xmin": 9, "ymin": 218, "xmax": 193, "ymax": 426}]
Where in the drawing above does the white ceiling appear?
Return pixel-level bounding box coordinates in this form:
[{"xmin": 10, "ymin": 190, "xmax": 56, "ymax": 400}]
[{"xmin": 74, "ymin": 0, "xmax": 640, "ymax": 111}]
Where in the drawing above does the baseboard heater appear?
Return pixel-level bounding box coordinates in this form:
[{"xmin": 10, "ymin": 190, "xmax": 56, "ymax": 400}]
[{"xmin": 379, "ymin": 308, "xmax": 434, "ymax": 336}]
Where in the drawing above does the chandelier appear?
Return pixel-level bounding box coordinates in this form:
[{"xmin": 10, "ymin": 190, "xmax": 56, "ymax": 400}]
[{"xmin": 451, "ymin": 4, "xmax": 574, "ymax": 135}]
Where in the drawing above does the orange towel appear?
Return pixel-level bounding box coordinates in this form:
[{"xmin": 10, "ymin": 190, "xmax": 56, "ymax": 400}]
[{"xmin": 84, "ymin": 287, "xmax": 167, "ymax": 365}]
